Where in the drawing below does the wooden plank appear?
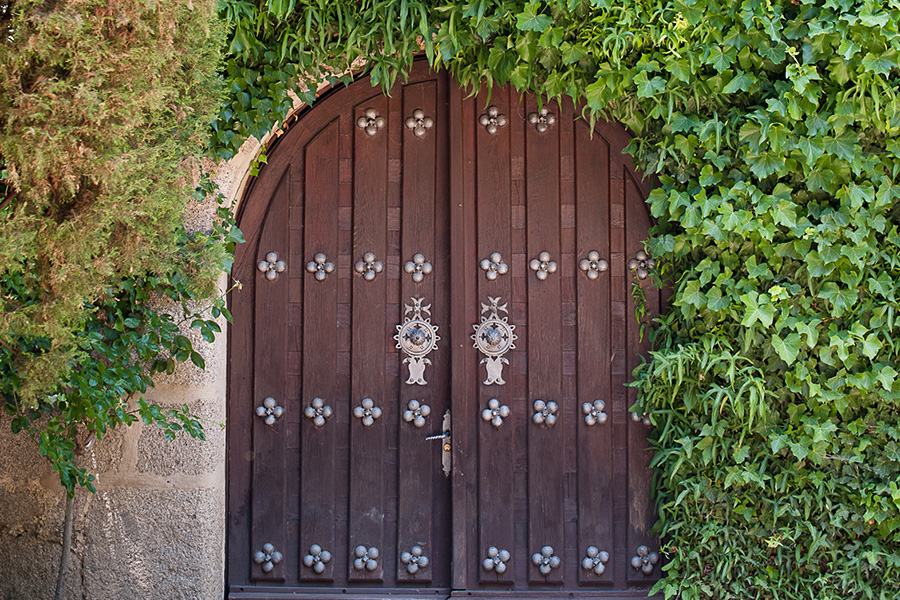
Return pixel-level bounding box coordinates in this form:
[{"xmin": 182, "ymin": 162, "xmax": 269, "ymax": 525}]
[
  {"xmin": 574, "ymin": 119, "xmax": 615, "ymax": 585},
  {"xmin": 348, "ymin": 94, "xmax": 389, "ymax": 583},
  {"xmin": 299, "ymin": 120, "xmax": 340, "ymax": 582},
  {"xmin": 250, "ymin": 166, "xmax": 291, "ymax": 581},
  {"xmin": 524, "ymin": 96, "xmax": 564, "ymax": 585},
  {"xmin": 473, "ymin": 87, "xmax": 516, "ymax": 586}
]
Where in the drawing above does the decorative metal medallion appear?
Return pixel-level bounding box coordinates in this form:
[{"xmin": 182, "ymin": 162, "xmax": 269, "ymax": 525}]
[
  {"xmin": 305, "ymin": 253, "xmax": 335, "ymax": 281},
  {"xmin": 631, "ymin": 545, "xmax": 659, "ymax": 575},
  {"xmin": 353, "ymin": 397, "xmax": 383, "ymax": 427},
  {"xmin": 631, "ymin": 411, "xmax": 652, "ymax": 427},
  {"xmin": 582, "ymin": 546, "xmax": 610, "ymax": 575},
  {"xmin": 528, "ymin": 107, "xmax": 557, "ymax": 133},
  {"xmin": 357, "ymin": 108, "xmax": 386, "ymax": 136},
  {"xmin": 482, "ymin": 546, "xmax": 511, "ymax": 574},
  {"xmin": 304, "ymin": 397, "xmax": 333, "ymax": 429},
  {"xmin": 257, "ymin": 251, "xmax": 286, "ymax": 281},
  {"xmin": 578, "ymin": 250, "xmax": 609, "ymax": 280},
  {"xmin": 529, "ymin": 251, "xmax": 558, "ymax": 280},
  {"xmin": 582, "ymin": 400, "xmax": 608, "ymax": 426},
  {"xmin": 479, "ymin": 252, "xmax": 509, "ymax": 280},
  {"xmin": 402, "ymin": 399, "xmax": 431, "ymax": 428},
  {"xmin": 352, "ymin": 545, "xmax": 380, "ymax": 571},
  {"xmin": 255, "ymin": 397, "xmax": 284, "ymax": 426},
  {"xmin": 400, "ymin": 545, "xmax": 430, "ymax": 574},
  {"xmin": 481, "ymin": 398, "xmax": 511, "ymax": 429},
  {"xmin": 532, "ymin": 399, "xmax": 558, "ymax": 428},
  {"xmin": 628, "ymin": 250, "xmax": 656, "ymax": 280},
  {"xmin": 405, "ymin": 109, "xmax": 434, "ymax": 138},
  {"xmin": 302, "ymin": 544, "xmax": 332, "ymax": 574},
  {"xmin": 531, "ymin": 546, "xmax": 561, "ymax": 575},
  {"xmin": 472, "ymin": 296, "xmax": 517, "ymax": 386},
  {"xmin": 253, "ymin": 543, "xmax": 283, "ymax": 573},
  {"xmin": 403, "ymin": 253, "xmax": 433, "ymax": 282},
  {"xmin": 354, "ymin": 252, "xmax": 384, "ymax": 281},
  {"xmin": 478, "ymin": 106, "xmax": 508, "ymax": 135},
  {"xmin": 395, "ymin": 297, "xmax": 440, "ymax": 385}
]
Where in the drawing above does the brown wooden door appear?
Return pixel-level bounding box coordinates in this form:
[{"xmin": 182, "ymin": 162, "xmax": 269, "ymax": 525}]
[{"xmin": 227, "ymin": 61, "xmax": 660, "ymax": 600}]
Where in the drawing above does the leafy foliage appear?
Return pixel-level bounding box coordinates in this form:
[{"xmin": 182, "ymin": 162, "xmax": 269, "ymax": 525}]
[
  {"xmin": 0, "ymin": 0, "xmax": 237, "ymax": 493},
  {"xmin": 218, "ymin": 0, "xmax": 900, "ymax": 597}
]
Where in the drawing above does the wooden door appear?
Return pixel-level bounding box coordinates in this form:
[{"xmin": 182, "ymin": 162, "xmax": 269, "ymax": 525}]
[{"xmin": 227, "ymin": 61, "xmax": 661, "ymax": 600}]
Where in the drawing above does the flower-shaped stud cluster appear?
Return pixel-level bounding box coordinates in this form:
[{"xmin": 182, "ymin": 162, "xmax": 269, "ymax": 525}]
[
  {"xmin": 532, "ymin": 399, "xmax": 558, "ymax": 428},
  {"xmin": 479, "ymin": 252, "xmax": 509, "ymax": 280},
  {"xmin": 302, "ymin": 544, "xmax": 332, "ymax": 574},
  {"xmin": 304, "ymin": 397, "xmax": 333, "ymax": 429},
  {"xmin": 478, "ymin": 106, "xmax": 508, "ymax": 135},
  {"xmin": 405, "ymin": 109, "xmax": 434, "ymax": 137},
  {"xmin": 257, "ymin": 252, "xmax": 286, "ymax": 281},
  {"xmin": 631, "ymin": 411, "xmax": 652, "ymax": 427},
  {"xmin": 402, "ymin": 399, "xmax": 431, "ymax": 428},
  {"xmin": 253, "ymin": 542, "xmax": 283, "ymax": 573},
  {"xmin": 628, "ymin": 250, "xmax": 656, "ymax": 280},
  {"xmin": 305, "ymin": 253, "xmax": 335, "ymax": 281},
  {"xmin": 353, "ymin": 397, "xmax": 383, "ymax": 427},
  {"xmin": 357, "ymin": 108, "xmax": 386, "ymax": 136},
  {"xmin": 528, "ymin": 107, "xmax": 558, "ymax": 133},
  {"xmin": 631, "ymin": 545, "xmax": 659, "ymax": 575},
  {"xmin": 481, "ymin": 398, "xmax": 511, "ymax": 428},
  {"xmin": 255, "ymin": 397, "xmax": 284, "ymax": 426},
  {"xmin": 482, "ymin": 546, "xmax": 511, "ymax": 574},
  {"xmin": 582, "ymin": 546, "xmax": 610, "ymax": 575},
  {"xmin": 403, "ymin": 253, "xmax": 433, "ymax": 282},
  {"xmin": 582, "ymin": 400, "xmax": 608, "ymax": 427},
  {"xmin": 400, "ymin": 545, "xmax": 430, "ymax": 574},
  {"xmin": 578, "ymin": 250, "xmax": 609, "ymax": 280},
  {"xmin": 531, "ymin": 546, "xmax": 561, "ymax": 575},
  {"xmin": 352, "ymin": 545, "xmax": 379, "ymax": 571},
  {"xmin": 529, "ymin": 251, "xmax": 558, "ymax": 280},
  {"xmin": 354, "ymin": 252, "xmax": 384, "ymax": 281}
]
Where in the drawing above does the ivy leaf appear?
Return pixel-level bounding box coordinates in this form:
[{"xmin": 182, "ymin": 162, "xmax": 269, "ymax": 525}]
[
  {"xmin": 824, "ymin": 131, "xmax": 858, "ymax": 162},
  {"xmin": 877, "ymin": 365, "xmax": 898, "ymax": 391},
  {"xmin": 723, "ymin": 71, "xmax": 755, "ymax": 93},
  {"xmin": 706, "ymin": 45, "xmax": 736, "ymax": 73},
  {"xmin": 666, "ymin": 58, "xmax": 693, "ymax": 83},
  {"xmin": 741, "ymin": 292, "xmax": 776, "ymax": 328},
  {"xmin": 861, "ymin": 334, "xmax": 882, "ymax": 360},
  {"xmin": 772, "ymin": 332, "xmax": 802, "ymax": 365},
  {"xmin": 635, "ymin": 70, "xmax": 666, "ymax": 98},
  {"xmin": 862, "ymin": 50, "xmax": 898, "ymax": 76},
  {"xmin": 817, "ymin": 282, "xmax": 858, "ymax": 317},
  {"xmin": 746, "ymin": 150, "xmax": 785, "ymax": 178},
  {"xmin": 516, "ymin": 3, "xmax": 552, "ymax": 32},
  {"xmin": 681, "ymin": 280, "xmax": 707, "ymax": 308}
]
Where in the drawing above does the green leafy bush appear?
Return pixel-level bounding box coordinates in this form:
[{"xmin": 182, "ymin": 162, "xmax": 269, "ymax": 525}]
[{"xmin": 218, "ymin": 0, "xmax": 900, "ymax": 597}]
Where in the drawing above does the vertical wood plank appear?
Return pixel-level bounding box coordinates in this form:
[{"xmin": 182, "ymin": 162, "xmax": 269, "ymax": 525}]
[
  {"xmin": 299, "ymin": 120, "xmax": 340, "ymax": 582},
  {"xmin": 250, "ymin": 167, "xmax": 290, "ymax": 581},
  {"xmin": 525, "ymin": 96, "xmax": 564, "ymax": 585},
  {"xmin": 574, "ymin": 119, "xmax": 615, "ymax": 585},
  {"xmin": 348, "ymin": 95, "xmax": 389, "ymax": 583}
]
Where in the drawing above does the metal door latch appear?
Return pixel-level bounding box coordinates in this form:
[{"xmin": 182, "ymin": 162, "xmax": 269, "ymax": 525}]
[{"xmin": 425, "ymin": 410, "xmax": 451, "ymax": 477}]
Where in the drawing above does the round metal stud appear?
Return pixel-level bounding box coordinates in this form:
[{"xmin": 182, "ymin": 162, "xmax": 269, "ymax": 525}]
[
  {"xmin": 478, "ymin": 106, "xmax": 508, "ymax": 135},
  {"xmin": 306, "ymin": 253, "xmax": 335, "ymax": 281},
  {"xmin": 403, "ymin": 399, "xmax": 432, "ymax": 428},
  {"xmin": 529, "ymin": 251, "xmax": 558, "ymax": 281},
  {"xmin": 304, "ymin": 397, "xmax": 334, "ymax": 429},
  {"xmin": 257, "ymin": 251, "xmax": 287, "ymax": 281},
  {"xmin": 405, "ymin": 109, "xmax": 435, "ymax": 138},
  {"xmin": 582, "ymin": 400, "xmax": 608, "ymax": 427},
  {"xmin": 578, "ymin": 250, "xmax": 609, "ymax": 280},
  {"xmin": 481, "ymin": 398, "xmax": 511, "ymax": 429},
  {"xmin": 357, "ymin": 108, "xmax": 386, "ymax": 136},
  {"xmin": 253, "ymin": 542, "xmax": 284, "ymax": 573},
  {"xmin": 482, "ymin": 546, "xmax": 511, "ymax": 574},
  {"xmin": 400, "ymin": 545, "xmax": 430, "ymax": 574},
  {"xmin": 631, "ymin": 411, "xmax": 652, "ymax": 427},
  {"xmin": 353, "ymin": 397, "xmax": 383, "ymax": 427},
  {"xmin": 631, "ymin": 545, "xmax": 659, "ymax": 575},
  {"xmin": 352, "ymin": 545, "xmax": 380, "ymax": 571},
  {"xmin": 527, "ymin": 107, "xmax": 558, "ymax": 133},
  {"xmin": 479, "ymin": 252, "xmax": 509, "ymax": 280},
  {"xmin": 628, "ymin": 250, "xmax": 656, "ymax": 280},
  {"xmin": 302, "ymin": 544, "xmax": 333, "ymax": 574},
  {"xmin": 532, "ymin": 399, "xmax": 558, "ymax": 428},
  {"xmin": 355, "ymin": 252, "xmax": 384, "ymax": 281},
  {"xmin": 581, "ymin": 546, "xmax": 610, "ymax": 575},
  {"xmin": 531, "ymin": 545, "xmax": 561, "ymax": 575},
  {"xmin": 255, "ymin": 396, "xmax": 285, "ymax": 426},
  {"xmin": 403, "ymin": 253, "xmax": 433, "ymax": 282}
]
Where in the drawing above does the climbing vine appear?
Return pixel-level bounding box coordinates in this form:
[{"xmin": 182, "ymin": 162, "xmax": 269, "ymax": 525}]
[{"xmin": 218, "ymin": 1, "xmax": 900, "ymax": 598}]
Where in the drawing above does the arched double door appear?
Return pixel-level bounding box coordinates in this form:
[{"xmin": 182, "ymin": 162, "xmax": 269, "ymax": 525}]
[{"xmin": 227, "ymin": 61, "xmax": 661, "ymax": 600}]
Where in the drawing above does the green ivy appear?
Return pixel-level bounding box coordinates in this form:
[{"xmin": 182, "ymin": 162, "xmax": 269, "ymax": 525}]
[{"xmin": 217, "ymin": 0, "xmax": 900, "ymax": 597}]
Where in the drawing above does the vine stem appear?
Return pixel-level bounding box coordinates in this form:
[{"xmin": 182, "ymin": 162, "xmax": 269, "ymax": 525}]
[{"xmin": 55, "ymin": 492, "xmax": 75, "ymax": 600}]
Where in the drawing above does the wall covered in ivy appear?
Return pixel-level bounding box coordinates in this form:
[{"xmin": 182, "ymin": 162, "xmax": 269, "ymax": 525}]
[{"xmin": 218, "ymin": 1, "xmax": 900, "ymax": 598}]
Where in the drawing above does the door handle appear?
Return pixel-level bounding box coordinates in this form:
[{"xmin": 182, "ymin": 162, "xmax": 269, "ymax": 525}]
[{"xmin": 425, "ymin": 410, "xmax": 451, "ymax": 478}]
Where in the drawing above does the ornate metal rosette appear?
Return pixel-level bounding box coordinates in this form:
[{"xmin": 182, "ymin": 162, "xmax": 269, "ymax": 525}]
[
  {"xmin": 531, "ymin": 546, "xmax": 561, "ymax": 575},
  {"xmin": 405, "ymin": 109, "xmax": 434, "ymax": 137},
  {"xmin": 631, "ymin": 411, "xmax": 652, "ymax": 426},
  {"xmin": 395, "ymin": 297, "xmax": 440, "ymax": 385},
  {"xmin": 257, "ymin": 252, "xmax": 286, "ymax": 281},
  {"xmin": 482, "ymin": 546, "xmax": 511, "ymax": 574},
  {"xmin": 354, "ymin": 252, "xmax": 384, "ymax": 281},
  {"xmin": 357, "ymin": 108, "xmax": 385, "ymax": 136},
  {"xmin": 529, "ymin": 251, "xmax": 558, "ymax": 281},
  {"xmin": 305, "ymin": 253, "xmax": 335, "ymax": 281},
  {"xmin": 352, "ymin": 545, "xmax": 380, "ymax": 571},
  {"xmin": 403, "ymin": 253, "xmax": 433, "ymax": 282},
  {"xmin": 532, "ymin": 399, "xmax": 558, "ymax": 428},
  {"xmin": 578, "ymin": 250, "xmax": 609, "ymax": 280},
  {"xmin": 479, "ymin": 252, "xmax": 509, "ymax": 280},
  {"xmin": 481, "ymin": 398, "xmax": 510, "ymax": 428},
  {"xmin": 402, "ymin": 399, "xmax": 431, "ymax": 428},
  {"xmin": 302, "ymin": 544, "xmax": 332, "ymax": 574},
  {"xmin": 478, "ymin": 106, "xmax": 508, "ymax": 134},
  {"xmin": 255, "ymin": 396, "xmax": 284, "ymax": 426},
  {"xmin": 630, "ymin": 545, "xmax": 659, "ymax": 575},
  {"xmin": 400, "ymin": 545, "xmax": 430, "ymax": 574},
  {"xmin": 582, "ymin": 546, "xmax": 610, "ymax": 575},
  {"xmin": 582, "ymin": 400, "xmax": 608, "ymax": 426},
  {"xmin": 304, "ymin": 397, "xmax": 333, "ymax": 429},
  {"xmin": 253, "ymin": 542, "xmax": 283, "ymax": 573},
  {"xmin": 353, "ymin": 397, "xmax": 383, "ymax": 427},
  {"xmin": 527, "ymin": 107, "xmax": 557, "ymax": 133},
  {"xmin": 472, "ymin": 297, "xmax": 517, "ymax": 386},
  {"xmin": 628, "ymin": 250, "xmax": 656, "ymax": 280}
]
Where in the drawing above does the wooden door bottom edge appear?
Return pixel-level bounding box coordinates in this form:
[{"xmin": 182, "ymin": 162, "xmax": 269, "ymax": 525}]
[{"xmin": 228, "ymin": 586, "xmax": 660, "ymax": 600}]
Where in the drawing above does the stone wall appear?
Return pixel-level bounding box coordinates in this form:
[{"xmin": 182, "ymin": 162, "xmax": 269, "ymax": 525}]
[{"xmin": 0, "ymin": 134, "xmax": 263, "ymax": 600}]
